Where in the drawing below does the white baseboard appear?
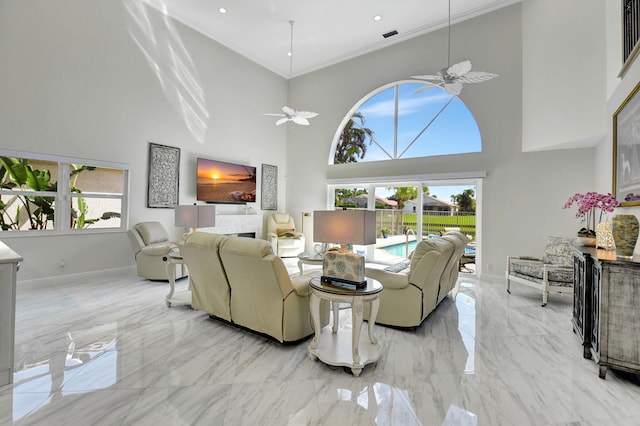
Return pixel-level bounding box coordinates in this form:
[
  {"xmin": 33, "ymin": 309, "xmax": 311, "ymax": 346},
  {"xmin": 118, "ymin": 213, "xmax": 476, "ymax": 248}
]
[
  {"xmin": 17, "ymin": 265, "xmax": 137, "ymax": 288},
  {"xmin": 477, "ymin": 272, "xmax": 504, "ymax": 283}
]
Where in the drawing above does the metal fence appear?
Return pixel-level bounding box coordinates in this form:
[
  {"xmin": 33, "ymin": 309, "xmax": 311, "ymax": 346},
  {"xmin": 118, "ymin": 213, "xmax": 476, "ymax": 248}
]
[{"xmin": 374, "ymin": 209, "xmax": 476, "ymax": 238}]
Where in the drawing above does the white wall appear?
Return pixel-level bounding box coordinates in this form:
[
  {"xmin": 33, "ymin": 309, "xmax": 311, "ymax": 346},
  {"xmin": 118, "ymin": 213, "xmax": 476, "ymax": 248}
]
[
  {"xmin": 595, "ymin": 13, "xmax": 640, "ymax": 254},
  {"xmin": 0, "ymin": 0, "xmax": 287, "ymax": 281},
  {"xmin": 286, "ymin": 4, "xmax": 596, "ymax": 278},
  {"xmin": 522, "ymin": 0, "xmax": 607, "ymax": 151},
  {"xmin": 2, "ymin": 1, "xmax": 623, "ymax": 282}
]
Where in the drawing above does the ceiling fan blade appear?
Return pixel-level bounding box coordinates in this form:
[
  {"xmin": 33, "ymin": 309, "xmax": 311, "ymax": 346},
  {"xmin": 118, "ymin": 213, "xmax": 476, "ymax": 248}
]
[
  {"xmin": 447, "ymin": 60, "xmax": 472, "ymax": 77},
  {"xmin": 444, "ymin": 82, "xmax": 464, "ymax": 96},
  {"xmin": 263, "ymin": 113, "xmax": 286, "ymax": 117},
  {"xmin": 275, "ymin": 117, "xmax": 290, "ymax": 126},
  {"xmin": 282, "ymin": 106, "xmax": 295, "ymax": 115},
  {"xmin": 292, "ymin": 116, "xmax": 311, "ymax": 125},
  {"xmin": 297, "ymin": 111, "xmax": 318, "ymax": 119},
  {"xmin": 458, "ymin": 71, "xmax": 499, "ymax": 84}
]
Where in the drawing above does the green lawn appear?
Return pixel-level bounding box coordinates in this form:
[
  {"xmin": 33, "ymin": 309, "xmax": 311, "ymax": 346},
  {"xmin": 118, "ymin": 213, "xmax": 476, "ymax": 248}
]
[{"xmin": 383, "ymin": 213, "xmax": 476, "ymax": 238}]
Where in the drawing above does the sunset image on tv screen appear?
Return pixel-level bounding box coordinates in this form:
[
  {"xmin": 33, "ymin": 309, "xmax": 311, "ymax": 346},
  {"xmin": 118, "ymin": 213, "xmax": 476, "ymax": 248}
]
[{"xmin": 197, "ymin": 158, "xmax": 256, "ymax": 203}]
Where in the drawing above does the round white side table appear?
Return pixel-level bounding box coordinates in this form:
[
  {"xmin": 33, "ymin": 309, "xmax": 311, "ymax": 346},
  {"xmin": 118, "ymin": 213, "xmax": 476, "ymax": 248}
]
[
  {"xmin": 308, "ymin": 276, "xmax": 382, "ymax": 376},
  {"xmin": 165, "ymin": 252, "xmax": 190, "ymax": 307},
  {"xmin": 297, "ymin": 252, "xmax": 324, "ymax": 275}
]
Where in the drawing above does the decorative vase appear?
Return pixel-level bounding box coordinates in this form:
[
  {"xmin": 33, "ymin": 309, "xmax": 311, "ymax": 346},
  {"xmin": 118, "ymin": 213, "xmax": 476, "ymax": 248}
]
[
  {"xmin": 611, "ymin": 214, "xmax": 639, "ymax": 258},
  {"xmin": 596, "ymin": 221, "xmax": 615, "ymax": 250}
]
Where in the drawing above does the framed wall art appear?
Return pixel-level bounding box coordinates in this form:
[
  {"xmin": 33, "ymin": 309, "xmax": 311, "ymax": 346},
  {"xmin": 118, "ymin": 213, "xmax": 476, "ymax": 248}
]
[
  {"xmin": 147, "ymin": 142, "xmax": 180, "ymax": 208},
  {"xmin": 614, "ymin": 81, "xmax": 640, "ymax": 207},
  {"xmin": 261, "ymin": 164, "xmax": 278, "ymax": 210}
]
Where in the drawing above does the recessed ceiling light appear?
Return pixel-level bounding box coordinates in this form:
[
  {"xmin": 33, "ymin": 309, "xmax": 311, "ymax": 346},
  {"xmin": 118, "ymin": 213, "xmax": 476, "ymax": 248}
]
[
  {"xmin": 218, "ymin": 7, "xmax": 227, "ymax": 14},
  {"xmin": 374, "ymin": 15, "xmax": 382, "ymax": 21}
]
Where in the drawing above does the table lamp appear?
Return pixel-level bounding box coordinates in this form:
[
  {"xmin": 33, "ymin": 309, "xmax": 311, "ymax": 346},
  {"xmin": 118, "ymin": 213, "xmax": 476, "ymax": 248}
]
[
  {"xmin": 313, "ymin": 209, "xmax": 376, "ymax": 289},
  {"xmin": 313, "ymin": 209, "xmax": 376, "ymax": 251},
  {"xmin": 175, "ymin": 204, "xmax": 216, "ymax": 235}
]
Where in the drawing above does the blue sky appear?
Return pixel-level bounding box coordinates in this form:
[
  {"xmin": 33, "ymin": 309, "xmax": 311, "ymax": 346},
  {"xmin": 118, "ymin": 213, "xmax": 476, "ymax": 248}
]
[
  {"xmin": 336, "ymin": 82, "xmax": 479, "ymax": 205},
  {"xmin": 354, "ymin": 83, "xmax": 481, "ymax": 161}
]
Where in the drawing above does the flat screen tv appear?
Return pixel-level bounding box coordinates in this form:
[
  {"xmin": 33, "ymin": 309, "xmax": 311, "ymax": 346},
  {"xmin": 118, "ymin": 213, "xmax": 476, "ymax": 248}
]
[{"xmin": 196, "ymin": 158, "xmax": 256, "ymax": 204}]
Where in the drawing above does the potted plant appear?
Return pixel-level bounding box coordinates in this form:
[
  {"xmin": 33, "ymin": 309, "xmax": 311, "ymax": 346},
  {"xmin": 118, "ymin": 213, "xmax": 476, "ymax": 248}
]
[
  {"xmin": 563, "ymin": 192, "xmax": 619, "ymax": 245},
  {"xmin": 381, "ymin": 227, "xmax": 391, "ymax": 238}
]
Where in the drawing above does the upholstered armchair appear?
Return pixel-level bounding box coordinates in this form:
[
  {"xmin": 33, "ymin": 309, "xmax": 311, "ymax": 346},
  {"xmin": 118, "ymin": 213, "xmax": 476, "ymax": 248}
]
[
  {"xmin": 266, "ymin": 212, "xmax": 305, "ymax": 257},
  {"xmin": 506, "ymin": 236, "xmax": 574, "ymax": 306},
  {"xmin": 363, "ymin": 238, "xmax": 455, "ymax": 328},
  {"xmin": 127, "ymin": 221, "xmax": 186, "ymax": 281}
]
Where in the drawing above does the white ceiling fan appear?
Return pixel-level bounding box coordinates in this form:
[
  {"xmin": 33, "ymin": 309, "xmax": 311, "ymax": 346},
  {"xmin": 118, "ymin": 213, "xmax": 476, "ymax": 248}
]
[
  {"xmin": 264, "ymin": 20, "xmax": 318, "ymax": 126},
  {"xmin": 411, "ymin": 0, "xmax": 498, "ymax": 96},
  {"xmin": 266, "ymin": 106, "xmax": 318, "ymax": 126}
]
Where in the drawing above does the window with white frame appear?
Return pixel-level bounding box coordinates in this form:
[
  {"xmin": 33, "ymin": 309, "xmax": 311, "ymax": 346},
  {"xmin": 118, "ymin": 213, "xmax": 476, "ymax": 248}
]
[
  {"xmin": 332, "ymin": 81, "xmax": 481, "ymax": 164},
  {"xmin": 0, "ymin": 150, "xmax": 129, "ymax": 234}
]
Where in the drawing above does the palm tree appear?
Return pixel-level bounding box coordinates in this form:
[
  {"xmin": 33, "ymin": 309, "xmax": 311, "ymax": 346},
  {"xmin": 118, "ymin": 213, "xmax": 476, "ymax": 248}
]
[
  {"xmin": 451, "ymin": 189, "xmax": 476, "ymax": 212},
  {"xmin": 334, "ymin": 112, "xmax": 374, "ymax": 164},
  {"xmin": 387, "ymin": 187, "xmax": 417, "ymax": 209}
]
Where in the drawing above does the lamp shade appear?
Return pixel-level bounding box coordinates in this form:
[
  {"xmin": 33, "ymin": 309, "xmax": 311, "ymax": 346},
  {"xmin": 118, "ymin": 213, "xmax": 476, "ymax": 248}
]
[
  {"xmin": 175, "ymin": 204, "xmax": 216, "ymax": 229},
  {"xmin": 313, "ymin": 210, "xmax": 376, "ymax": 246}
]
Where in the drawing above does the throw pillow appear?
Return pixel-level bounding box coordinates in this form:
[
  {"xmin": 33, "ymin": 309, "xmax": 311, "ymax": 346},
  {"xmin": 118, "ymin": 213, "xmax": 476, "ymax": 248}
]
[
  {"xmin": 277, "ymin": 228, "xmax": 296, "ymax": 237},
  {"xmin": 384, "ymin": 259, "xmax": 411, "ymax": 273}
]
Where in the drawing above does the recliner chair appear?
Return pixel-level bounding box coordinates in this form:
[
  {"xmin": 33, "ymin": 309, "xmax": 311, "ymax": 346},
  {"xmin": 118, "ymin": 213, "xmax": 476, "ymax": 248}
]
[
  {"xmin": 127, "ymin": 221, "xmax": 187, "ymax": 281},
  {"xmin": 266, "ymin": 212, "xmax": 305, "ymax": 257}
]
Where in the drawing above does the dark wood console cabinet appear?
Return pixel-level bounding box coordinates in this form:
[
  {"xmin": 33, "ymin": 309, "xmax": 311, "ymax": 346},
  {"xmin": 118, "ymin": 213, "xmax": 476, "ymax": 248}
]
[{"xmin": 572, "ymin": 247, "xmax": 640, "ymax": 379}]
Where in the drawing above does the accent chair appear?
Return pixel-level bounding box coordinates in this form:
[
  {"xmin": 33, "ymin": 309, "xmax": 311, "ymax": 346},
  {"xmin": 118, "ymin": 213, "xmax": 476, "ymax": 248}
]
[
  {"xmin": 266, "ymin": 212, "xmax": 305, "ymax": 257},
  {"xmin": 506, "ymin": 236, "xmax": 575, "ymax": 306}
]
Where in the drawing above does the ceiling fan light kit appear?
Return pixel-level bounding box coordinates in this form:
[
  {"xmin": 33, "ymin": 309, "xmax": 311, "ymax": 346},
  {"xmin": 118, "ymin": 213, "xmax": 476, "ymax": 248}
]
[
  {"xmin": 411, "ymin": 0, "xmax": 498, "ymax": 96},
  {"xmin": 264, "ymin": 20, "xmax": 318, "ymax": 126}
]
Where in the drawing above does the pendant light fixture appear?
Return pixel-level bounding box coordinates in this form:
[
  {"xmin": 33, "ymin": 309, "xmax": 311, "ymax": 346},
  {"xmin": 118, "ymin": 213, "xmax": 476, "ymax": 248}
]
[
  {"xmin": 411, "ymin": 0, "xmax": 498, "ymax": 96},
  {"xmin": 264, "ymin": 20, "xmax": 318, "ymax": 125}
]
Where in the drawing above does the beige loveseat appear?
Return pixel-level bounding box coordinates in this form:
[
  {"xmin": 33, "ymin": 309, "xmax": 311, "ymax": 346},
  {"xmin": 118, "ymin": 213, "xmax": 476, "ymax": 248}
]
[
  {"xmin": 363, "ymin": 231, "xmax": 469, "ymax": 328},
  {"xmin": 181, "ymin": 232, "xmax": 329, "ymax": 343}
]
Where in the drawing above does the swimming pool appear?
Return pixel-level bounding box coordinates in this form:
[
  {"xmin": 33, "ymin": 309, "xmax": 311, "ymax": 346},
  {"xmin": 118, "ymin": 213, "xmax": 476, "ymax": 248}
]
[
  {"xmin": 380, "ymin": 241, "xmax": 418, "ymax": 257},
  {"xmin": 380, "ymin": 240, "xmax": 476, "ymax": 257}
]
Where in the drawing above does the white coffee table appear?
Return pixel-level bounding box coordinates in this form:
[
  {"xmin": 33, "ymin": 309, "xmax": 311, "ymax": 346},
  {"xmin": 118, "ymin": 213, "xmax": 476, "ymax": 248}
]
[{"xmin": 308, "ymin": 276, "xmax": 382, "ymax": 376}]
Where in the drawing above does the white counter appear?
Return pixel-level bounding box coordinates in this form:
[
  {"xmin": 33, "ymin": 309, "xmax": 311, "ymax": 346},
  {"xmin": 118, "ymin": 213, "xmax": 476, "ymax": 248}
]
[{"xmin": 0, "ymin": 241, "xmax": 22, "ymax": 387}]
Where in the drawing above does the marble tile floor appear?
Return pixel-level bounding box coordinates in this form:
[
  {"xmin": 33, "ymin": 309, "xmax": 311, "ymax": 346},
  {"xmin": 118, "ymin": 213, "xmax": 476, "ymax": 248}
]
[{"xmin": 2, "ymin": 264, "xmax": 640, "ymax": 426}]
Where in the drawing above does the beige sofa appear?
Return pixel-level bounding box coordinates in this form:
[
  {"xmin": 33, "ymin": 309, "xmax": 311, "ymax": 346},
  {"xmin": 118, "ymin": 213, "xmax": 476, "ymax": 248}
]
[
  {"xmin": 181, "ymin": 232, "xmax": 329, "ymax": 343},
  {"xmin": 440, "ymin": 231, "xmax": 470, "ymax": 302},
  {"xmin": 179, "ymin": 232, "xmax": 231, "ymax": 321},
  {"xmin": 363, "ymin": 234, "xmax": 467, "ymax": 328}
]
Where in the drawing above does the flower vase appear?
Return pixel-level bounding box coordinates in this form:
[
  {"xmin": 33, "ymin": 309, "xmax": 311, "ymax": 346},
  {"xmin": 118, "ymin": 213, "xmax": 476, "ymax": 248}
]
[{"xmin": 611, "ymin": 214, "xmax": 639, "ymax": 258}]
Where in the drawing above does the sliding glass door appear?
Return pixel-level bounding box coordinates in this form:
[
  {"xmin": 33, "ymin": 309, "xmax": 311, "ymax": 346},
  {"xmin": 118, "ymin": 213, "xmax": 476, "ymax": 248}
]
[{"xmin": 328, "ymin": 180, "xmax": 479, "ymax": 274}]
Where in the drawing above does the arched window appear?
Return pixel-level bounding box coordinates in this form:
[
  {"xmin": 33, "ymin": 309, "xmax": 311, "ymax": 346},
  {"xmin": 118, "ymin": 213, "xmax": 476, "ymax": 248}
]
[{"xmin": 332, "ymin": 81, "xmax": 482, "ymax": 164}]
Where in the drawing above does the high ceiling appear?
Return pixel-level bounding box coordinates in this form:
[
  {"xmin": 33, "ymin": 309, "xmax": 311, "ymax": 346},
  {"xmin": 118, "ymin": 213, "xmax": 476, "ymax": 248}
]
[{"xmin": 143, "ymin": 0, "xmax": 521, "ymax": 78}]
